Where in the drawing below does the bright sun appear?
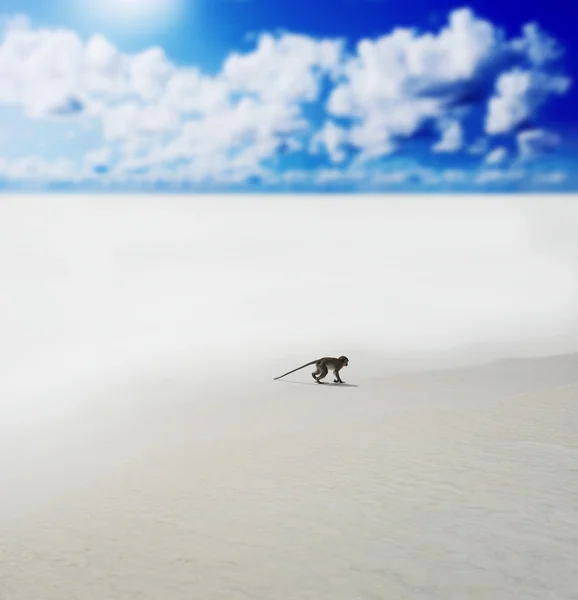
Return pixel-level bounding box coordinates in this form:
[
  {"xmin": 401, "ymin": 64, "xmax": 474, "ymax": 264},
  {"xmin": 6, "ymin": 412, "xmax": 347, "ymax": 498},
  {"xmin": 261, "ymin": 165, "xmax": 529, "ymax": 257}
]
[{"xmin": 81, "ymin": 0, "xmax": 183, "ymax": 32}]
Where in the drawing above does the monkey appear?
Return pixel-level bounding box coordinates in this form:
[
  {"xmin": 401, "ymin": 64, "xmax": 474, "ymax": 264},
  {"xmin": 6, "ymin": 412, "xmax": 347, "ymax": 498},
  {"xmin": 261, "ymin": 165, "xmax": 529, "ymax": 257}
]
[{"xmin": 274, "ymin": 356, "xmax": 349, "ymax": 384}]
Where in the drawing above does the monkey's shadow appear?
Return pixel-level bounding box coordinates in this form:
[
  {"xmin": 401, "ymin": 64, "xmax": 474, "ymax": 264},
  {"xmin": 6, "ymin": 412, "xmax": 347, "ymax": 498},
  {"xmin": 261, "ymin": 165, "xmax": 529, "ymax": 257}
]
[{"xmin": 275, "ymin": 380, "xmax": 359, "ymax": 388}]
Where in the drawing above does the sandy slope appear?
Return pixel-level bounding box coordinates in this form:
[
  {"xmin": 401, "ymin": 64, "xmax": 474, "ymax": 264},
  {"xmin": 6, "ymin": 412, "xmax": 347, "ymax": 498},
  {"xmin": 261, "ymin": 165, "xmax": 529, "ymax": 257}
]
[
  {"xmin": 2, "ymin": 193, "xmax": 578, "ymax": 598},
  {"xmin": 1, "ymin": 353, "xmax": 577, "ymax": 600}
]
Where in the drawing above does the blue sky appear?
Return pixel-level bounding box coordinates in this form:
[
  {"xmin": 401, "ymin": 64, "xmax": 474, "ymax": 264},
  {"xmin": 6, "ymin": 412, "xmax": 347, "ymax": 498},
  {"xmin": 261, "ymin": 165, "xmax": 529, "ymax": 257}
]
[{"xmin": 0, "ymin": 0, "xmax": 576, "ymax": 192}]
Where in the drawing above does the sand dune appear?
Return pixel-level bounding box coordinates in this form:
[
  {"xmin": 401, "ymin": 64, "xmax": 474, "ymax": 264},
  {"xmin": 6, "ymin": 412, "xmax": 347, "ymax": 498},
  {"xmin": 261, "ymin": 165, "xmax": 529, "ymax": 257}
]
[
  {"xmin": 2, "ymin": 353, "xmax": 578, "ymax": 600},
  {"xmin": 1, "ymin": 194, "xmax": 578, "ymax": 599}
]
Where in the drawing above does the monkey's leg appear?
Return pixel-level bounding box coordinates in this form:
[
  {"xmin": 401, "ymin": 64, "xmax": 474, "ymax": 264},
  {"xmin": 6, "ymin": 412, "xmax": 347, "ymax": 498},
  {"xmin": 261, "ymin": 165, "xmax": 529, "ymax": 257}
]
[
  {"xmin": 333, "ymin": 369, "xmax": 344, "ymax": 384},
  {"xmin": 316, "ymin": 364, "xmax": 329, "ymax": 383},
  {"xmin": 311, "ymin": 363, "xmax": 322, "ymax": 383}
]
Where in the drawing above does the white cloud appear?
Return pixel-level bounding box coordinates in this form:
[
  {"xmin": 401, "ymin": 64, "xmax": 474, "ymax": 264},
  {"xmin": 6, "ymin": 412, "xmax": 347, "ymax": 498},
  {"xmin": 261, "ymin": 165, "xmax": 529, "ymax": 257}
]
[
  {"xmin": 372, "ymin": 167, "xmax": 440, "ymax": 186},
  {"xmin": 371, "ymin": 171, "xmax": 412, "ymax": 185},
  {"xmin": 314, "ymin": 169, "xmax": 364, "ymax": 185},
  {"xmin": 0, "ymin": 16, "xmax": 199, "ymax": 121},
  {"xmin": 145, "ymin": 97, "xmax": 307, "ymax": 181},
  {"xmin": 279, "ymin": 170, "xmax": 309, "ymax": 184},
  {"xmin": 0, "ymin": 155, "xmax": 77, "ymax": 181},
  {"xmin": 101, "ymin": 33, "xmax": 341, "ymax": 181},
  {"xmin": 485, "ymin": 146, "xmax": 508, "ymax": 165},
  {"xmin": 102, "ymin": 101, "xmax": 181, "ymax": 142},
  {"xmin": 324, "ymin": 8, "xmax": 570, "ymax": 164},
  {"xmin": 486, "ymin": 69, "xmax": 571, "ymax": 135},
  {"xmin": 0, "ymin": 18, "xmax": 116, "ymax": 117},
  {"xmin": 310, "ymin": 120, "xmax": 348, "ymax": 162},
  {"xmin": 129, "ymin": 46, "xmax": 174, "ymax": 102},
  {"xmin": 84, "ymin": 146, "xmax": 111, "ymax": 168},
  {"xmin": 222, "ymin": 33, "xmax": 343, "ymax": 104},
  {"xmin": 433, "ymin": 120, "xmax": 463, "ymax": 153},
  {"xmin": 84, "ymin": 34, "xmax": 125, "ymax": 92},
  {"xmin": 327, "ymin": 8, "xmax": 504, "ymax": 158},
  {"xmin": 532, "ymin": 171, "xmax": 567, "ymax": 185},
  {"xmin": 441, "ymin": 169, "xmax": 468, "ymax": 183},
  {"xmin": 468, "ymin": 137, "xmax": 489, "ymax": 155},
  {"xmin": 0, "ymin": 9, "xmax": 572, "ymax": 187},
  {"xmin": 475, "ymin": 168, "xmax": 525, "ymax": 185},
  {"xmin": 161, "ymin": 68, "xmax": 229, "ymax": 116},
  {"xmin": 517, "ymin": 128, "xmax": 560, "ymax": 160},
  {"xmin": 330, "ymin": 8, "xmax": 500, "ymax": 114},
  {"xmin": 511, "ymin": 22, "xmax": 564, "ymax": 67}
]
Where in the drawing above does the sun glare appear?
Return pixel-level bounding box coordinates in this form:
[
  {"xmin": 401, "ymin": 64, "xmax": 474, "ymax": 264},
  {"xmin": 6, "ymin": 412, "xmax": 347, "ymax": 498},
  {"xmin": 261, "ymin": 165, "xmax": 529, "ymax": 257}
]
[{"xmin": 80, "ymin": 0, "xmax": 184, "ymax": 33}]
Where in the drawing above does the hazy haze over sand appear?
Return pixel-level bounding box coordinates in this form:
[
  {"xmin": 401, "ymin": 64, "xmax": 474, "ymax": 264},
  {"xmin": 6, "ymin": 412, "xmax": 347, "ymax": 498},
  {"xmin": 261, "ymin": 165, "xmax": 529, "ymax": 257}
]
[{"xmin": 1, "ymin": 194, "xmax": 578, "ymax": 599}]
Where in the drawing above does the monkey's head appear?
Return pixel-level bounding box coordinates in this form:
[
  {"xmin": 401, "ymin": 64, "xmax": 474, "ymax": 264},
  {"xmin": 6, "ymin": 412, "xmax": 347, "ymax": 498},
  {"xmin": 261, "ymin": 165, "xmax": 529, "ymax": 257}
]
[{"xmin": 339, "ymin": 355, "xmax": 349, "ymax": 367}]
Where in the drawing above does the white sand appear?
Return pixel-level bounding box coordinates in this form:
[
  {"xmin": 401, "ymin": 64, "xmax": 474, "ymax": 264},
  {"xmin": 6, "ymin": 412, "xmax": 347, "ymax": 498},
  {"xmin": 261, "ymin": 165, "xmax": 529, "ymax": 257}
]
[{"xmin": 1, "ymin": 194, "xmax": 578, "ymax": 599}]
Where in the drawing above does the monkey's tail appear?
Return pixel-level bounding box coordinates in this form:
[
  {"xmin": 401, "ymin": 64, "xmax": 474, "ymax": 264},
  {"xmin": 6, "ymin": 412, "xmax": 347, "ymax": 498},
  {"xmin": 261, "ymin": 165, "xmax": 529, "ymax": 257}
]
[{"xmin": 273, "ymin": 360, "xmax": 319, "ymax": 380}]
